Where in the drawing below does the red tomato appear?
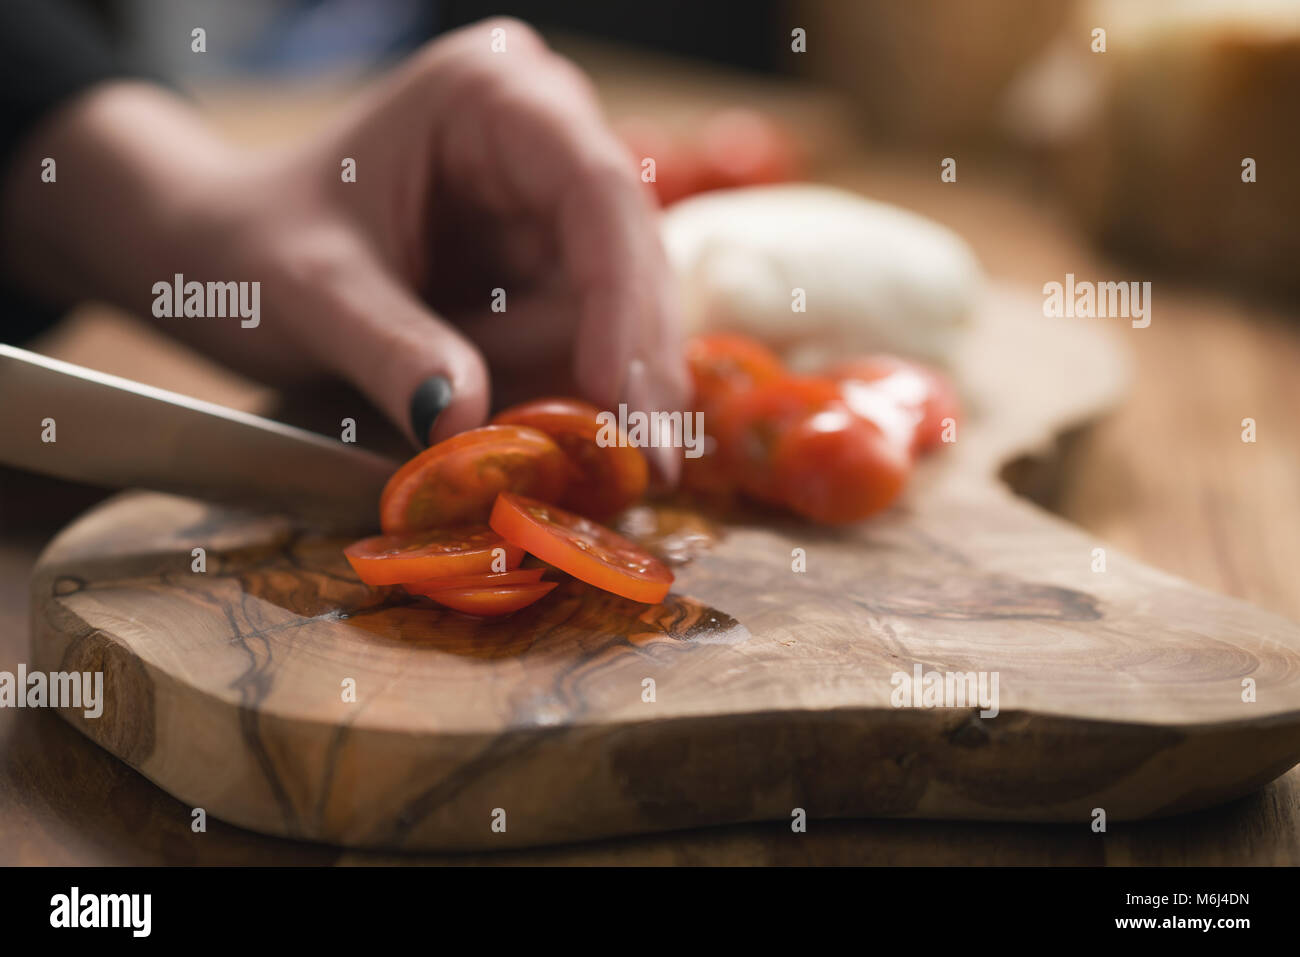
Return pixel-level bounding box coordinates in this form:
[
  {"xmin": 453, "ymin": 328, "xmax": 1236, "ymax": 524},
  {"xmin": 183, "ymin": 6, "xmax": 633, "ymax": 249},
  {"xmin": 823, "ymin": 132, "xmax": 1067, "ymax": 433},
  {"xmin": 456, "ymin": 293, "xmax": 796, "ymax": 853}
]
[
  {"xmin": 826, "ymin": 356, "xmax": 960, "ymax": 455},
  {"xmin": 771, "ymin": 405, "xmax": 912, "ymax": 524},
  {"xmin": 711, "ymin": 376, "xmax": 842, "ymax": 503},
  {"xmin": 489, "ymin": 493, "xmax": 674, "ymax": 604},
  {"xmin": 492, "ymin": 398, "xmax": 647, "ymax": 520},
  {"xmin": 379, "ymin": 425, "xmax": 570, "ymax": 534},
  {"xmin": 678, "ymin": 433, "xmax": 737, "ymax": 501},
  {"xmin": 615, "ymin": 116, "xmax": 706, "ymax": 206},
  {"xmin": 682, "ymin": 333, "xmax": 784, "ymax": 500},
  {"xmin": 834, "ymin": 379, "xmax": 927, "ymax": 461},
  {"xmin": 402, "ymin": 567, "xmax": 544, "ymax": 597},
  {"xmin": 685, "ymin": 333, "xmax": 785, "ymax": 415},
  {"xmin": 344, "ymin": 527, "xmax": 522, "ymax": 586},
  {"xmin": 422, "ymin": 581, "xmax": 557, "ymax": 617},
  {"xmin": 696, "ymin": 109, "xmax": 802, "ymax": 192}
]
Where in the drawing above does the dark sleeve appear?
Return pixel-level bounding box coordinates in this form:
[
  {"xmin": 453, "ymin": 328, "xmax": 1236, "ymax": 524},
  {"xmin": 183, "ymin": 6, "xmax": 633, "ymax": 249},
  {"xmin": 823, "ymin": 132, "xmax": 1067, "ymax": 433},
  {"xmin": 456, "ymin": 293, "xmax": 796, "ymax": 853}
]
[{"xmin": 0, "ymin": 0, "xmax": 144, "ymax": 344}]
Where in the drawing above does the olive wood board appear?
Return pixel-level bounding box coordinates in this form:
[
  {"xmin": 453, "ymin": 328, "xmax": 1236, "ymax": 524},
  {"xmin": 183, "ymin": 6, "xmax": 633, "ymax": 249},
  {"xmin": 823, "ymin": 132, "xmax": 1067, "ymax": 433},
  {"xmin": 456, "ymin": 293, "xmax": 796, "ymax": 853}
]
[{"xmin": 29, "ymin": 286, "xmax": 1300, "ymax": 850}]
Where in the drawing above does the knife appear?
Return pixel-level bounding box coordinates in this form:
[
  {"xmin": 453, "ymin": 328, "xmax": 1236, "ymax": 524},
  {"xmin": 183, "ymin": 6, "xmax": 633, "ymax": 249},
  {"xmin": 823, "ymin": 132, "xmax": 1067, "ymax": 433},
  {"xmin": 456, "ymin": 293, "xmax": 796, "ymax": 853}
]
[{"xmin": 0, "ymin": 343, "xmax": 399, "ymax": 528}]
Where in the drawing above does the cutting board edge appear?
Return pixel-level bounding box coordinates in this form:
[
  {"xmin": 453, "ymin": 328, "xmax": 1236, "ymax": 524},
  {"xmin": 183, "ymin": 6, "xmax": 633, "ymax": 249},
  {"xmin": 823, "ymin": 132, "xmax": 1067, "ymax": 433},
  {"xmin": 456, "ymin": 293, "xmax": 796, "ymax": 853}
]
[{"xmin": 39, "ymin": 692, "xmax": 1300, "ymax": 852}]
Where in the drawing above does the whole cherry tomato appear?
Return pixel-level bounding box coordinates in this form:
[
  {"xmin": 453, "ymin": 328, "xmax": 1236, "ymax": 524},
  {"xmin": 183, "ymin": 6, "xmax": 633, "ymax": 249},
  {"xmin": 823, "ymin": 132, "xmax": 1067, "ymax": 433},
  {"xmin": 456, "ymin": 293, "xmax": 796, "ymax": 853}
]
[
  {"xmin": 710, "ymin": 376, "xmax": 842, "ymax": 504},
  {"xmin": 826, "ymin": 356, "xmax": 960, "ymax": 455},
  {"xmin": 771, "ymin": 405, "xmax": 911, "ymax": 524},
  {"xmin": 685, "ymin": 332, "xmax": 785, "ymax": 416}
]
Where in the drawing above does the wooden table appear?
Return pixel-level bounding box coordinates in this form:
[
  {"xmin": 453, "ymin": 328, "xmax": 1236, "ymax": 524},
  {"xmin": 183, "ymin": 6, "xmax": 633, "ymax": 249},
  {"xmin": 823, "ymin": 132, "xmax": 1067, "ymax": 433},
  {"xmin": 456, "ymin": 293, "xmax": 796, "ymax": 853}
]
[{"xmin": 3, "ymin": 49, "xmax": 1299, "ymax": 865}]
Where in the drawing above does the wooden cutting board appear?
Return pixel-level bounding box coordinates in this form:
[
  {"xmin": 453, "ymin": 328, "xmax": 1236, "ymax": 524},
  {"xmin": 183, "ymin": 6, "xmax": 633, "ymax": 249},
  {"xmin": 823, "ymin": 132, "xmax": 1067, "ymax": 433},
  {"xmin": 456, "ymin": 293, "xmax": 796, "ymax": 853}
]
[{"xmin": 29, "ymin": 287, "xmax": 1300, "ymax": 850}]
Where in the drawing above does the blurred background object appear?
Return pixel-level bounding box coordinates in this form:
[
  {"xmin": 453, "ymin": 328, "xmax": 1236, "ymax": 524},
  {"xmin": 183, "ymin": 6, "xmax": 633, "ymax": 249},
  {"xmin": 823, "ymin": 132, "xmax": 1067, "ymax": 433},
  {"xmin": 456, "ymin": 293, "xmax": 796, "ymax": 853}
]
[
  {"xmin": 102, "ymin": 0, "xmax": 787, "ymax": 79},
  {"xmin": 111, "ymin": 0, "xmax": 436, "ymax": 76},
  {"xmin": 69, "ymin": 0, "xmax": 1299, "ymax": 300},
  {"xmin": 792, "ymin": 0, "xmax": 1074, "ymax": 145},
  {"xmin": 1009, "ymin": 0, "xmax": 1300, "ymax": 299}
]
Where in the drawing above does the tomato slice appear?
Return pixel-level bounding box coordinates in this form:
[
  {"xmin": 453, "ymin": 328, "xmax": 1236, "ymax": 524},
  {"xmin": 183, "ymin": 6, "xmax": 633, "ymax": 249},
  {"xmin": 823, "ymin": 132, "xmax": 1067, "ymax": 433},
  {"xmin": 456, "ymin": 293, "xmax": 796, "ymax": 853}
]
[
  {"xmin": 420, "ymin": 581, "xmax": 557, "ymax": 617},
  {"xmin": 826, "ymin": 356, "xmax": 960, "ymax": 455},
  {"xmin": 344, "ymin": 526, "xmax": 522, "ymax": 586},
  {"xmin": 402, "ymin": 567, "xmax": 544, "ymax": 596},
  {"xmin": 379, "ymin": 425, "xmax": 570, "ymax": 534},
  {"xmin": 711, "ymin": 376, "xmax": 842, "ymax": 503},
  {"xmin": 492, "ymin": 398, "xmax": 647, "ymax": 519},
  {"xmin": 489, "ymin": 493, "xmax": 674, "ymax": 604},
  {"xmin": 772, "ymin": 405, "xmax": 911, "ymax": 524},
  {"xmin": 686, "ymin": 333, "xmax": 785, "ymax": 416}
]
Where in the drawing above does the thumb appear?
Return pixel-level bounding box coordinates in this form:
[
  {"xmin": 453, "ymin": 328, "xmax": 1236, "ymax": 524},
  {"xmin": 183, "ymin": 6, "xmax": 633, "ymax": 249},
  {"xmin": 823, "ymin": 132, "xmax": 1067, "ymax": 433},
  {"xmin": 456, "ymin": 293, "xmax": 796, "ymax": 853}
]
[{"xmin": 294, "ymin": 249, "xmax": 490, "ymax": 447}]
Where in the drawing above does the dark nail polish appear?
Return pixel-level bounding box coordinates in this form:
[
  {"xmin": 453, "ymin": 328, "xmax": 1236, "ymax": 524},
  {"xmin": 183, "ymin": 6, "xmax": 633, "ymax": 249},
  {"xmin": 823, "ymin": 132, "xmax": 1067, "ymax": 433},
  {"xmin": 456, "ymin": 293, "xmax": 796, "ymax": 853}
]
[{"xmin": 409, "ymin": 375, "xmax": 453, "ymax": 447}]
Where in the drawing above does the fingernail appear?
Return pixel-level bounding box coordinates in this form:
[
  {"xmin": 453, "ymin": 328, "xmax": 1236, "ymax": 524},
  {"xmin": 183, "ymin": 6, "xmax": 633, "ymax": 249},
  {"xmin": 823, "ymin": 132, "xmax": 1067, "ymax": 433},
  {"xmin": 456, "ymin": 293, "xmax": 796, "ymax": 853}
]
[{"xmin": 409, "ymin": 374, "xmax": 453, "ymax": 447}]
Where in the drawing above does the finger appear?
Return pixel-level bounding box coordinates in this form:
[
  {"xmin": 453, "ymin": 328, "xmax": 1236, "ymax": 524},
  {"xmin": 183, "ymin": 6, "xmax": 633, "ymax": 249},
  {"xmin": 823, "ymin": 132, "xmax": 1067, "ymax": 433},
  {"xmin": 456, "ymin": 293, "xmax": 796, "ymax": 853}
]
[
  {"xmin": 290, "ymin": 247, "xmax": 490, "ymax": 447},
  {"xmin": 453, "ymin": 288, "xmax": 582, "ymax": 411},
  {"xmin": 386, "ymin": 38, "xmax": 689, "ymax": 474},
  {"xmin": 455, "ymin": 168, "xmax": 690, "ymax": 485},
  {"xmin": 475, "ymin": 57, "xmax": 690, "ymax": 479},
  {"xmin": 455, "ymin": 285, "xmax": 576, "ymax": 368},
  {"xmin": 558, "ymin": 173, "xmax": 689, "ymax": 484}
]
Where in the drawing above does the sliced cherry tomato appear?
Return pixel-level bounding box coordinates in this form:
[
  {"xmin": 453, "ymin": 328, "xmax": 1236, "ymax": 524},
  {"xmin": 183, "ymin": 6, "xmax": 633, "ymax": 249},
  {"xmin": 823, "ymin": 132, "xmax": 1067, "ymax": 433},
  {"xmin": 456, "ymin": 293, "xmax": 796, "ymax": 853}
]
[
  {"xmin": 490, "ymin": 493, "xmax": 674, "ymax": 604},
  {"xmin": 422, "ymin": 581, "xmax": 558, "ymax": 617},
  {"xmin": 696, "ymin": 109, "xmax": 802, "ymax": 192},
  {"xmin": 826, "ymin": 356, "xmax": 960, "ymax": 455},
  {"xmin": 686, "ymin": 333, "xmax": 785, "ymax": 416},
  {"xmin": 492, "ymin": 398, "xmax": 647, "ymax": 519},
  {"xmin": 711, "ymin": 376, "xmax": 842, "ymax": 503},
  {"xmin": 772, "ymin": 405, "xmax": 911, "ymax": 524},
  {"xmin": 344, "ymin": 527, "xmax": 522, "ymax": 586},
  {"xmin": 402, "ymin": 567, "xmax": 544, "ymax": 597},
  {"xmin": 379, "ymin": 425, "xmax": 570, "ymax": 534}
]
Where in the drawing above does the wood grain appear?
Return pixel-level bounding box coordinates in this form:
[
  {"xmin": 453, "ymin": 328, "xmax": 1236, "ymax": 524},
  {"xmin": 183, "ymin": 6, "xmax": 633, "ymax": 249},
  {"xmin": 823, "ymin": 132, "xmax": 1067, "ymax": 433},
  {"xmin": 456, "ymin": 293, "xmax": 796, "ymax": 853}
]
[
  {"xmin": 7, "ymin": 49, "xmax": 1300, "ymax": 865},
  {"xmin": 26, "ymin": 291, "xmax": 1300, "ymax": 850}
]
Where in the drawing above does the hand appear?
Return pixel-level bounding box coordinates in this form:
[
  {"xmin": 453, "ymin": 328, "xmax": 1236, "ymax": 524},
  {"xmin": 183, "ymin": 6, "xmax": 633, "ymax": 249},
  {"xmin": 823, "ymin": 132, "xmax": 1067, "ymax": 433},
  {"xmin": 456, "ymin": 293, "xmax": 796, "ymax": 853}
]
[{"xmin": 1, "ymin": 18, "xmax": 689, "ymax": 481}]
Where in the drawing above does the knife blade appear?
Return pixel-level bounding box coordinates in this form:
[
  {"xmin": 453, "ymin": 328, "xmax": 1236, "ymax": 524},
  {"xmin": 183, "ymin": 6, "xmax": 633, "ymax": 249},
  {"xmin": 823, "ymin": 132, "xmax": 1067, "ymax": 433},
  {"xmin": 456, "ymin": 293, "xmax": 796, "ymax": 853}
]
[{"xmin": 0, "ymin": 343, "xmax": 398, "ymax": 528}]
